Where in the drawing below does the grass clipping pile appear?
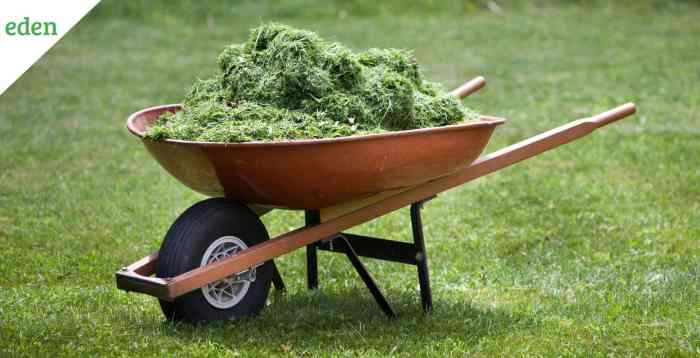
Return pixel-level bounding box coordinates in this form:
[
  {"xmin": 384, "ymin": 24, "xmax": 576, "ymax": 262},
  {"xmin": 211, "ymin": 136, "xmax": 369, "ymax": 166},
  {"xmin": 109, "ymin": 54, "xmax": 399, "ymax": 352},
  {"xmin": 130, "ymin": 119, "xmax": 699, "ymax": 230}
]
[{"xmin": 146, "ymin": 23, "xmax": 479, "ymax": 143}]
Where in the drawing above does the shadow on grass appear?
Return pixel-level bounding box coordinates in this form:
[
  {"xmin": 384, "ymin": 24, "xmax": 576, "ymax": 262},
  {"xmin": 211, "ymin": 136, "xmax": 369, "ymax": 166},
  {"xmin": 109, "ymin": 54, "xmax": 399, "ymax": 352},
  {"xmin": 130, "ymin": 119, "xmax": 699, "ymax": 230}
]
[{"xmin": 129, "ymin": 288, "xmax": 536, "ymax": 353}]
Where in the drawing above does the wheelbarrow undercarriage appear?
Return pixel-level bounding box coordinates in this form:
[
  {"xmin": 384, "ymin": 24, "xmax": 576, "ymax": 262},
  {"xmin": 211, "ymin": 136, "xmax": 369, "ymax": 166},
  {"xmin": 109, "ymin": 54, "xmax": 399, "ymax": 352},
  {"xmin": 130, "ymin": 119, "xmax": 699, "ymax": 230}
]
[{"xmin": 117, "ymin": 198, "xmax": 436, "ymax": 319}]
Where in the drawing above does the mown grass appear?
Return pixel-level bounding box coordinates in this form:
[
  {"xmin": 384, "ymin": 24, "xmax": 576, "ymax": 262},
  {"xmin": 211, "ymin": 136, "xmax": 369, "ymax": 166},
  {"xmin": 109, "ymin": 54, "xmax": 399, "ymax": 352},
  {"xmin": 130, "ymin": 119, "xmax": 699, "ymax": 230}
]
[{"xmin": 1, "ymin": 1, "xmax": 698, "ymax": 356}]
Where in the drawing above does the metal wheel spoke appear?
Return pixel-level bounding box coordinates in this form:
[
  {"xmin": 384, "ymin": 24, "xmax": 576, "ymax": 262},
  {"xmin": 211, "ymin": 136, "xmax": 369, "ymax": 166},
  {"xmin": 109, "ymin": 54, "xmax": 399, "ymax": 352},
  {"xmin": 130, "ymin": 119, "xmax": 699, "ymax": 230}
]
[{"xmin": 224, "ymin": 286, "xmax": 235, "ymax": 298}]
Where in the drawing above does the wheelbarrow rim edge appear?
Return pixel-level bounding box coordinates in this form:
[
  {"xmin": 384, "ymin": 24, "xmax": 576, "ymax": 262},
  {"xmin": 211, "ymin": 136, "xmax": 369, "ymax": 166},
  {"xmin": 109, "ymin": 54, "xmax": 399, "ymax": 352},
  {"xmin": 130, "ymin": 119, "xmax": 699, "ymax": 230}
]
[{"xmin": 126, "ymin": 103, "xmax": 507, "ymax": 147}]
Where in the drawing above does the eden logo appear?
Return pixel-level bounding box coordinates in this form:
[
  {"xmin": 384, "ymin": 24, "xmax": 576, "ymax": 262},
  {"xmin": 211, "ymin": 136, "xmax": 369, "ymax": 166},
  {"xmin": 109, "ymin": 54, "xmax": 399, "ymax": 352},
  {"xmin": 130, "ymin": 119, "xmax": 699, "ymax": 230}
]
[{"xmin": 4, "ymin": 17, "xmax": 57, "ymax": 36}]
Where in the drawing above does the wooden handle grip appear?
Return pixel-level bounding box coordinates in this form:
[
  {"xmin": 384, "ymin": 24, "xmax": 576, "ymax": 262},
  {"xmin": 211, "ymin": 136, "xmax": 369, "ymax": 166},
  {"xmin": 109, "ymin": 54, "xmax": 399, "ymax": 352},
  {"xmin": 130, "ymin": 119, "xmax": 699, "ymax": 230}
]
[
  {"xmin": 587, "ymin": 103, "xmax": 637, "ymax": 127},
  {"xmin": 450, "ymin": 76, "xmax": 486, "ymax": 99}
]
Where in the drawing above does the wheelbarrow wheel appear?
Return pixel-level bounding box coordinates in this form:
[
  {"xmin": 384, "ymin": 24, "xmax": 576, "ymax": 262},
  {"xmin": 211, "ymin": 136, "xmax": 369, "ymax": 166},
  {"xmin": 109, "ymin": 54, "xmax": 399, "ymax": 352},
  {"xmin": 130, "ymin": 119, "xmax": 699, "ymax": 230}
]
[{"xmin": 156, "ymin": 198, "xmax": 273, "ymax": 323}]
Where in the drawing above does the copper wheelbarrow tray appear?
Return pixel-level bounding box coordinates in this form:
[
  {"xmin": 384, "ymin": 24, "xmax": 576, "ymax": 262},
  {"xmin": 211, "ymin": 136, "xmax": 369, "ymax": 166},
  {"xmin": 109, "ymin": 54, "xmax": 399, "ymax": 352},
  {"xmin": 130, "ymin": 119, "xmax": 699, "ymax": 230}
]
[
  {"xmin": 126, "ymin": 78, "xmax": 503, "ymax": 209},
  {"xmin": 116, "ymin": 76, "xmax": 636, "ymax": 314}
]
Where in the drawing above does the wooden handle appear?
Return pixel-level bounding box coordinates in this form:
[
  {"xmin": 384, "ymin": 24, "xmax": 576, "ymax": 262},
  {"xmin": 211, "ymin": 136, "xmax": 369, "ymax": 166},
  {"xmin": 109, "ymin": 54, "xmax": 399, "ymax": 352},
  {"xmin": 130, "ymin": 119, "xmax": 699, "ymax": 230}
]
[
  {"xmin": 586, "ymin": 103, "xmax": 637, "ymax": 127},
  {"xmin": 450, "ymin": 76, "xmax": 486, "ymax": 99}
]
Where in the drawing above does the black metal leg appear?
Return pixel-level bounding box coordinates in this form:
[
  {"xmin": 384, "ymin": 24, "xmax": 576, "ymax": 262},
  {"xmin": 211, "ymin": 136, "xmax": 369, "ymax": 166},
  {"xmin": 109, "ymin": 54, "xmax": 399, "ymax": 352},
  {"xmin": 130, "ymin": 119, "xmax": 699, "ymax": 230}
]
[
  {"xmin": 306, "ymin": 245, "xmax": 318, "ymax": 290},
  {"xmin": 305, "ymin": 210, "xmax": 320, "ymax": 290},
  {"xmin": 336, "ymin": 236, "xmax": 396, "ymax": 318},
  {"xmin": 271, "ymin": 260, "xmax": 285, "ymax": 292},
  {"xmin": 411, "ymin": 202, "xmax": 433, "ymax": 313}
]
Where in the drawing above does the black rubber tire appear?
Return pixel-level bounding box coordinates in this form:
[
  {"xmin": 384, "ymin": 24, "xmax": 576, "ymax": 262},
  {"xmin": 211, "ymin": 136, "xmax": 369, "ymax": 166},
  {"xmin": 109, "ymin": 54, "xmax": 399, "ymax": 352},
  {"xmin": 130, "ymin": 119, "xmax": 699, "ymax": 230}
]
[{"xmin": 156, "ymin": 198, "xmax": 273, "ymax": 323}]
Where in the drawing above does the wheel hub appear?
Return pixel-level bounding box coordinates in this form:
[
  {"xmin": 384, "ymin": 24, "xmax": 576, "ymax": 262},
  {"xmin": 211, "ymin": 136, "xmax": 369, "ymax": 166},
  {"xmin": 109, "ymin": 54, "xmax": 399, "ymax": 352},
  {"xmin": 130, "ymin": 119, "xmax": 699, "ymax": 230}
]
[{"xmin": 200, "ymin": 236, "xmax": 256, "ymax": 309}]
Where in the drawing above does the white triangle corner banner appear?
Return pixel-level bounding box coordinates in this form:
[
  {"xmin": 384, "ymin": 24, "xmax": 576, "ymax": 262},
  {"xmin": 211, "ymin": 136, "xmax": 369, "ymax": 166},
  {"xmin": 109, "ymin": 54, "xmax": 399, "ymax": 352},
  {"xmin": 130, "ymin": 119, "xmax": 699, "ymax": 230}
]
[{"xmin": 0, "ymin": 0, "xmax": 101, "ymax": 96}]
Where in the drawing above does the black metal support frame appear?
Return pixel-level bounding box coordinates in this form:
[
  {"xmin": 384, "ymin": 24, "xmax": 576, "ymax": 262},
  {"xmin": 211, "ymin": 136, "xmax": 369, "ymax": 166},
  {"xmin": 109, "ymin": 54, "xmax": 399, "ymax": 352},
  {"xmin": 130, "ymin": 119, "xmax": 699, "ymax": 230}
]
[
  {"xmin": 305, "ymin": 210, "xmax": 321, "ymax": 290},
  {"xmin": 270, "ymin": 261, "xmax": 286, "ymax": 292},
  {"xmin": 305, "ymin": 198, "xmax": 435, "ymax": 317}
]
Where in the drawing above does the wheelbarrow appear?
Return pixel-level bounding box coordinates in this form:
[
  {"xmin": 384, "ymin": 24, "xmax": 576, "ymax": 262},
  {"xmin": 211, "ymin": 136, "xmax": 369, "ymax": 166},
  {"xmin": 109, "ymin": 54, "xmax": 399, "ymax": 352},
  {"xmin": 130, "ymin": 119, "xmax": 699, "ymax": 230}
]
[{"xmin": 117, "ymin": 77, "xmax": 637, "ymax": 323}]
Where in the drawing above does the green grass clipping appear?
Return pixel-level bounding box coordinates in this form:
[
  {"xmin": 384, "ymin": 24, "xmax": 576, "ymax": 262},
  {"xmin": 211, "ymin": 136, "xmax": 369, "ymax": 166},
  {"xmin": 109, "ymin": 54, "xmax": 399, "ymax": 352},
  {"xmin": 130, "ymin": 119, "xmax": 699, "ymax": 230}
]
[{"xmin": 146, "ymin": 23, "xmax": 480, "ymax": 142}]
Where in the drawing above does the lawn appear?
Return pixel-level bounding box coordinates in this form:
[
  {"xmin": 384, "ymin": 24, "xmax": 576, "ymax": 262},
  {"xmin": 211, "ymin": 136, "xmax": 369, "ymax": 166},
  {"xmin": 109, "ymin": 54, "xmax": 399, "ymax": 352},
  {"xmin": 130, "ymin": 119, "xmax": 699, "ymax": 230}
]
[{"xmin": 1, "ymin": 0, "xmax": 699, "ymax": 356}]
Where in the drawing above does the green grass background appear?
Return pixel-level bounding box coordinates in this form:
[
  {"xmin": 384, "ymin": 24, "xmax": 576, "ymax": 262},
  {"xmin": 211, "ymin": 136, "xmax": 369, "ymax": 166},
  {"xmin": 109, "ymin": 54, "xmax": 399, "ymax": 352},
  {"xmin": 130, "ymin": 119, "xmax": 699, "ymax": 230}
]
[{"xmin": 1, "ymin": 0, "xmax": 698, "ymax": 356}]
